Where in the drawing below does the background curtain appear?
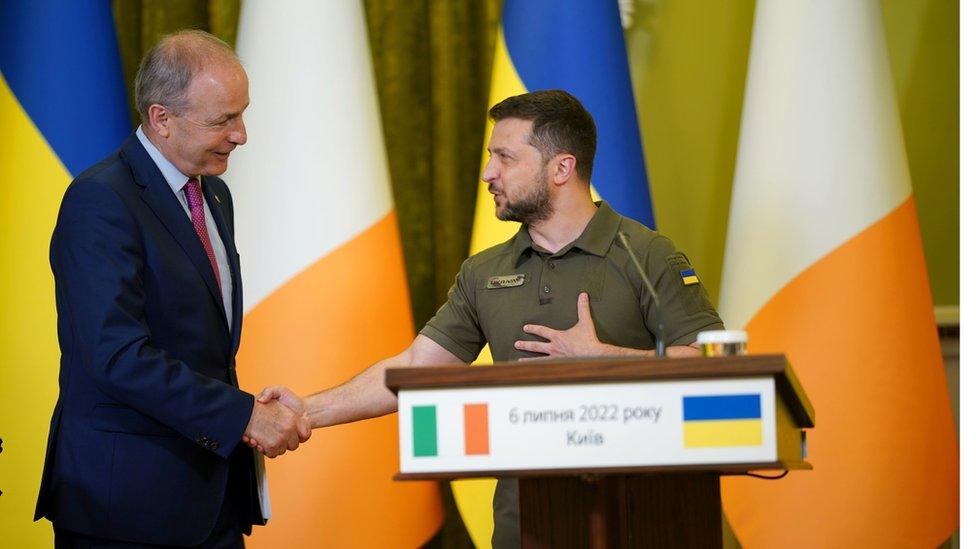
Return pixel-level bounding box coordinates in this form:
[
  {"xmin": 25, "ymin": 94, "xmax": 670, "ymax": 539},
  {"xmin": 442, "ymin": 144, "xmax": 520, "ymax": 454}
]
[{"xmin": 107, "ymin": 1, "xmax": 959, "ymax": 547}]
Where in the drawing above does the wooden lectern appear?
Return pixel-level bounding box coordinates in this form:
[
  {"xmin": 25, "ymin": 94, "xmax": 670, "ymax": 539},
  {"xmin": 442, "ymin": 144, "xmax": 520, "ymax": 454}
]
[{"xmin": 386, "ymin": 354, "xmax": 814, "ymax": 548}]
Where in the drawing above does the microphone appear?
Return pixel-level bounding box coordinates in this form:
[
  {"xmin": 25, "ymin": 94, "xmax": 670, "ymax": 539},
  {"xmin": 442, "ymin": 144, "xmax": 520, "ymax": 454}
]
[{"xmin": 616, "ymin": 232, "xmax": 666, "ymax": 357}]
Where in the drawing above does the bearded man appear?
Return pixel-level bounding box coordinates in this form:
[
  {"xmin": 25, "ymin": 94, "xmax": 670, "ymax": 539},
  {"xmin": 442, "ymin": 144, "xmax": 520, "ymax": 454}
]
[{"xmin": 252, "ymin": 89, "xmax": 723, "ymax": 547}]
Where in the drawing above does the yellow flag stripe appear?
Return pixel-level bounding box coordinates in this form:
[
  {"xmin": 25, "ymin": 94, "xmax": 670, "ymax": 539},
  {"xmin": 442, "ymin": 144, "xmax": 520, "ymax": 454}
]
[
  {"xmin": 450, "ymin": 28, "xmax": 529, "ymax": 549},
  {"xmin": 469, "ymin": 28, "xmax": 527, "ymax": 256},
  {"xmin": 0, "ymin": 72, "xmax": 70, "ymax": 547},
  {"xmin": 683, "ymin": 420, "xmax": 763, "ymax": 447}
]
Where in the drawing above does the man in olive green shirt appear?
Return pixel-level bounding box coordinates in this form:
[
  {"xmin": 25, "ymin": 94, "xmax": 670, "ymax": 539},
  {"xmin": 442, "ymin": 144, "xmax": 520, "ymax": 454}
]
[
  {"xmin": 420, "ymin": 199, "xmax": 721, "ymax": 366},
  {"xmin": 249, "ymin": 90, "xmax": 723, "ymax": 547}
]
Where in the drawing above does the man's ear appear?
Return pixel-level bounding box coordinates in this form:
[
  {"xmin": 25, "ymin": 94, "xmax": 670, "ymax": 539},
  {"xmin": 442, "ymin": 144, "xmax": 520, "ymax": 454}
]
[
  {"xmin": 146, "ymin": 104, "xmax": 171, "ymax": 138},
  {"xmin": 551, "ymin": 154, "xmax": 577, "ymax": 186}
]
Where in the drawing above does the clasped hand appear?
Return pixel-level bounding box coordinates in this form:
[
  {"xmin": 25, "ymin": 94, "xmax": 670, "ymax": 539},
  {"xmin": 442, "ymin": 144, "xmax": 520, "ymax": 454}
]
[
  {"xmin": 242, "ymin": 390, "xmax": 310, "ymax": 458},
  {"xmin": 514, "ymin": 292, "xmax": 607, "ymax": 358}
]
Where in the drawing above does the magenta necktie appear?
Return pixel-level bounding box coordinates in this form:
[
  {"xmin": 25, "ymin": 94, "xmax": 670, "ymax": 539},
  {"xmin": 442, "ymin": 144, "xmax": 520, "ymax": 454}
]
[{"xmin": 183, "ymin": 178, "xmax": 223, "ymax": 292}]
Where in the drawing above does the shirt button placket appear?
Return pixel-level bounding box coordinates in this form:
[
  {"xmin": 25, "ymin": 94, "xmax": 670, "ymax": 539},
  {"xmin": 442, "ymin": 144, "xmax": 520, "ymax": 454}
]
[{"xmin": 541, "ymin": 260, "xmax": 552, "ymax": 299}]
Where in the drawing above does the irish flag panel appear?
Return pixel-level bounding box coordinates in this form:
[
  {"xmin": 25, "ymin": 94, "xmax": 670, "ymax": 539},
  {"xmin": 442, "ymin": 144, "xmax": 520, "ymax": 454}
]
[{"xmin": 412, "ymin": 403, "xmax": 491, "ymax": 458}]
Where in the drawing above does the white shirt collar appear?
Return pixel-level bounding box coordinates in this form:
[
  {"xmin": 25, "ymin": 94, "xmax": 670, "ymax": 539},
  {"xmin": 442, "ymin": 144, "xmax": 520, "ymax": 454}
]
[{"xmin": 136, "ymin": 126, "xmax": 198, "ymax": 194}]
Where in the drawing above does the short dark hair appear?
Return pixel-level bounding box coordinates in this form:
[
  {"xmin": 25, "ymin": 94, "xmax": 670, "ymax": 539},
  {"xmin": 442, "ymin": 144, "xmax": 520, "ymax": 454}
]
[{"xmin": 488, "ymin": 90, "xmax": 597, "ymax": 181}]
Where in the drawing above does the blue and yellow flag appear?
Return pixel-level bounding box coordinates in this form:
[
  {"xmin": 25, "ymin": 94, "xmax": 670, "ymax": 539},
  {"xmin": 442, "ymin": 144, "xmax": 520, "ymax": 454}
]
[
  {"xmin": 682, "ymin": 394, "xmax": 762, "ymax": 447},
  {"xmin": 459, "ymin": 2, "xmax": 652, "ymax": 546},
  {"xmin": 501, "ymin": 1, "xmax": 653, "ymax": 226},
  {"xmin": 470, "ymin": 1, "xmax": 653, "ymax": 255},
  {"xmin": 0, "ymin": 2, "xmax": 131, "ymax": 545}
]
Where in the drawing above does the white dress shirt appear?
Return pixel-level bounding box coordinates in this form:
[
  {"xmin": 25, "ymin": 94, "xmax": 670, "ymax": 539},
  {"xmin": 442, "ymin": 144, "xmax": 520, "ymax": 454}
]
[{"xmin": 136, "ymin": 126, "xmax": 234, "ymax": 328}]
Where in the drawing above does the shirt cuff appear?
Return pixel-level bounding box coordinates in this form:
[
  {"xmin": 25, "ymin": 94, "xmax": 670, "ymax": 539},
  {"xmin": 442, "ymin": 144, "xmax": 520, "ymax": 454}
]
[{"xmin": 419, "ymin": 325, "xmax": 479, "ymax": 363}]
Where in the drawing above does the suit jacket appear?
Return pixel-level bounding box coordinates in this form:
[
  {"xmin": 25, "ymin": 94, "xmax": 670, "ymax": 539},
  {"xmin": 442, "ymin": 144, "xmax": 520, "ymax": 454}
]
[{"xmin": 35, "ymin": 133, "xmax": 260, "ymax": 546}]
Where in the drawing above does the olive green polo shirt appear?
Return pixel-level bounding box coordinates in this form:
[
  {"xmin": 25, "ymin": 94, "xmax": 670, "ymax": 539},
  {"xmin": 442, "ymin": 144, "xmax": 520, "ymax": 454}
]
[
  {"xmin": 420, "ymin": 201, "xmax": 724, "ymax": 362},
  {"xmin": 420, "ymin": 201, "xmax": 724, "ymax": 547}
]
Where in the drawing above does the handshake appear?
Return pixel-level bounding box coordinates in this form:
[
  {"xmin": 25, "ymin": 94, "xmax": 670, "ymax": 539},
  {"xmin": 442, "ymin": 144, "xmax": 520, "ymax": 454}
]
[{"xmin": 241, "ymin": 386, "xmax": 308, "ymax": 458}]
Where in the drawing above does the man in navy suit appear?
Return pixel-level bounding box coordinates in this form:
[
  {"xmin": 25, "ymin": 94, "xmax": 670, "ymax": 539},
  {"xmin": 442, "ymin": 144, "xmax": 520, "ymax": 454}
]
[{"xmin": 35, "ymin": 30, "xmax": 309, "ymax": 548}]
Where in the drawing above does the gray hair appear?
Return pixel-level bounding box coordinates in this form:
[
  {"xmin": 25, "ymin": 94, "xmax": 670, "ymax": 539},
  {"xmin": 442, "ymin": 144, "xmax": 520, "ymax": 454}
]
[{"xmin": 134, "ymin": 29, "xmax": 239, "ymax": 124}]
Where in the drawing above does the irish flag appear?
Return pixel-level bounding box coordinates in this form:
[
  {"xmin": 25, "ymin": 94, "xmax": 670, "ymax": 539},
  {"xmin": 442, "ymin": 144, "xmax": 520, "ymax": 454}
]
[
  {"xmin": 226, "ymin": 1, "xmax": 442, "ymax": 546},
  {"xmin": 719, "ymin": 0, "xmax": 958, "ymax": 546},
  {"xmin": 413, "ymin": 403, "xmax": 491, "ymax": 458}
]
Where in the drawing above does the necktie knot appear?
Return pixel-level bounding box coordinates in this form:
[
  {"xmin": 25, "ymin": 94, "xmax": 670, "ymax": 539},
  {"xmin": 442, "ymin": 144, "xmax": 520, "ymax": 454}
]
[{"xmin": 184, "ymin": 178, "xmax": 204, "ymax": 209}]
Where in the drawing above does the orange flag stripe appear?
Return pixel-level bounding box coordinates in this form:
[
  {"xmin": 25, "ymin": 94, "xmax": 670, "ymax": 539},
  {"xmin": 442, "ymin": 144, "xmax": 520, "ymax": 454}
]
[
  {"xmin": 464, "ymin": 404, "xmax": 490, "ymax": 456},
  {"xmin": 237, "ymin": 212, "xmax": 442, "ymax": 548},
  {"xmin": 721, "ymin": 196, "xmax": 958, "ymax": 547}
]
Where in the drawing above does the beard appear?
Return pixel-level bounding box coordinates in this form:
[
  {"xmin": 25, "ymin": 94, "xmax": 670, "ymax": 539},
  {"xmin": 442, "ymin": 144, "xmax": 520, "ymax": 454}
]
[{"xmin": 495, "ymin": 167, "xmax": 554, "ymax": 226}]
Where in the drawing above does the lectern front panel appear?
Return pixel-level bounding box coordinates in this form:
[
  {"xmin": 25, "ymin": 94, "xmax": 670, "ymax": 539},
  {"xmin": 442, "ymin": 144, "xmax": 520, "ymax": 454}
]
[{"xmin": 398, "ymin": 377, "xmax": 778, "ymax": 475}]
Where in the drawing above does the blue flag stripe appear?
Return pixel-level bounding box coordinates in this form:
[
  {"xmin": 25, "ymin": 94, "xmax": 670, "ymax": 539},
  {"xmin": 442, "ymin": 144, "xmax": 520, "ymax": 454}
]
[
  {"xmin": 0, "ymin": 0, "xmax": 131, "ymax": 176},
  {"xmin": 502, "ymin": 0, "xmax": 655, "ymax": 229},
  {"xmin": 683, "ymin": 394, "xmax": 761, "ymax": 421}
]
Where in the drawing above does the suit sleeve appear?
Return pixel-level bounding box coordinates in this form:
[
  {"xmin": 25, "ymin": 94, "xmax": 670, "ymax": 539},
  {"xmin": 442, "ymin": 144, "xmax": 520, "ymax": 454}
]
[{"xmin": 51, "ymin": 179, "xmax": 252, "ymax": 458}]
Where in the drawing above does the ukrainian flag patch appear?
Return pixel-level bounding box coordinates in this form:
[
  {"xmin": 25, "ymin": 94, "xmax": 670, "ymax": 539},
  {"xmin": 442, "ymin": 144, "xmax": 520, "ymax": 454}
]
[{"xmin": 680, "ymin": 268, "xmax": 700, "ymax": 286}]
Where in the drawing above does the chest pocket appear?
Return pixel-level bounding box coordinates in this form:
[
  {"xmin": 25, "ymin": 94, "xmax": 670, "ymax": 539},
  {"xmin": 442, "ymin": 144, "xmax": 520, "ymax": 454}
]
[
  {"xmin": 580, "ymin": 255, "xmax": 606, "ymax": 301},
  {"xmin": 475, "ymin": 273, "xmax": 533, "ymax": 356}
]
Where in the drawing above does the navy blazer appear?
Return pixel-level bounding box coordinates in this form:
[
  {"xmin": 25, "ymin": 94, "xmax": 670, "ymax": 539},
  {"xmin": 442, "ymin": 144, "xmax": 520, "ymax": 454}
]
[{"xmin": 35, "ymin": 133, "xmax": 259, "ymax": 546}]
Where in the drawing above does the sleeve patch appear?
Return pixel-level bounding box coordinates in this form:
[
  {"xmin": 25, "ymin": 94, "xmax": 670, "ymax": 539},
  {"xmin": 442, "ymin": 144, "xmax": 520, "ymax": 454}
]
[{"xmin": 665, "ymin": 253, "xmax": 714, "ymax": 315}]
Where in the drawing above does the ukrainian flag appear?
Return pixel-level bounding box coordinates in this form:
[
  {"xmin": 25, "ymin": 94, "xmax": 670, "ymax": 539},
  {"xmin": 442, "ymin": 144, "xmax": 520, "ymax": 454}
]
[
  {"xmin": 0, "ymin": 2, "xmax": 131, "ymax": 545},
  {"xmin": 680, "ymin": 267, "xmax": 700, "ymax": 286},
  {"xmin": 469, "ymin": 0, "xmax": 654, "ymax": 254},
  {"xmin": 459, "ymin": 2, "xmax": 653, "ymax": 545},
  {"xmin": 682, "ymin": 394, "xmax": 763, "ymax": 448}
]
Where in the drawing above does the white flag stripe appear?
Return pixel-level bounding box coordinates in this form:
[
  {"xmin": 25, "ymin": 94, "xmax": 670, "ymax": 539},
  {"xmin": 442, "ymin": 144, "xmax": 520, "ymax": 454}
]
[
  {"xmin": 229, "ymin": 0, "xmax": 393, "ymax": 312},
  {"xmin": 436, "ymin": 403, "xmax": 465, "ymax": 458},
  {"xmin": 720, "ymin": 0, "xmax": 912, "ymax": 328}
]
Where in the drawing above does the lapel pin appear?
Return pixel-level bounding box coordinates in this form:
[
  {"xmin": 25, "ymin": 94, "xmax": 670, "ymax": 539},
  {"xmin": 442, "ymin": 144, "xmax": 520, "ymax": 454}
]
[{"xmin": 214, "ymin": 194, "xmax": 222, "ymax": 204}]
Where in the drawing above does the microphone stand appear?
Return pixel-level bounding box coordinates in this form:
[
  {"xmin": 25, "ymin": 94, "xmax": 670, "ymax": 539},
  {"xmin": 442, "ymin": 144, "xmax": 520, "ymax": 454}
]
[{"xmin": 616, "ymin": 232, "xmax": 666, "ymax": 357}]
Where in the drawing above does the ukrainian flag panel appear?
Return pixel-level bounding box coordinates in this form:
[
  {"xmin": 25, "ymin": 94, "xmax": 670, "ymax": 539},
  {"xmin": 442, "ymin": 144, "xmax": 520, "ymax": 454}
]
[
  {"xmin": 502, "ymin": 0, "xmax": 654, "ymax": 228},
  {"xmin": 0, "ymin": 2, "xmax": 131, "ymax": 546},
  {"xmin": 682, "ymin": 394, "xmax": 762, "ymax": 448},
  {"xmin": 0, "ymin": 1, "xmax": 130, "ymax": 176}
]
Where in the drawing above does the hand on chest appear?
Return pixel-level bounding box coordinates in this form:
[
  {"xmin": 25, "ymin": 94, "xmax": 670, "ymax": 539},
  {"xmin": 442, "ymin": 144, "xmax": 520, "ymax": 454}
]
[{"xmin": 476, "ymin": 252, "xmax": 647, "ymax": 359}]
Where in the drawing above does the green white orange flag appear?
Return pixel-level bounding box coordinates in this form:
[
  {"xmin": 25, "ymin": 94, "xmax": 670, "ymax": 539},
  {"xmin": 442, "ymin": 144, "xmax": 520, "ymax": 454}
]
[
  {"xmin": 719, "ymin": 0, "xmax": 958, "ymax": 546},
  {"xmin": 226, "ymin": 1, "xmax": 441, "ymax": 546}
]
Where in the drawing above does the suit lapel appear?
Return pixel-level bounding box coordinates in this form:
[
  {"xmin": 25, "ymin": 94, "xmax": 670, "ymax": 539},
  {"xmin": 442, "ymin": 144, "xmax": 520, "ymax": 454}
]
[
  {"xmin": 203, "ymin": 178, "xmax": 243, "ymax": 353},
  {"xmin": 121, "ymin": 135, "xmax": 229, "ymax": 329}
]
